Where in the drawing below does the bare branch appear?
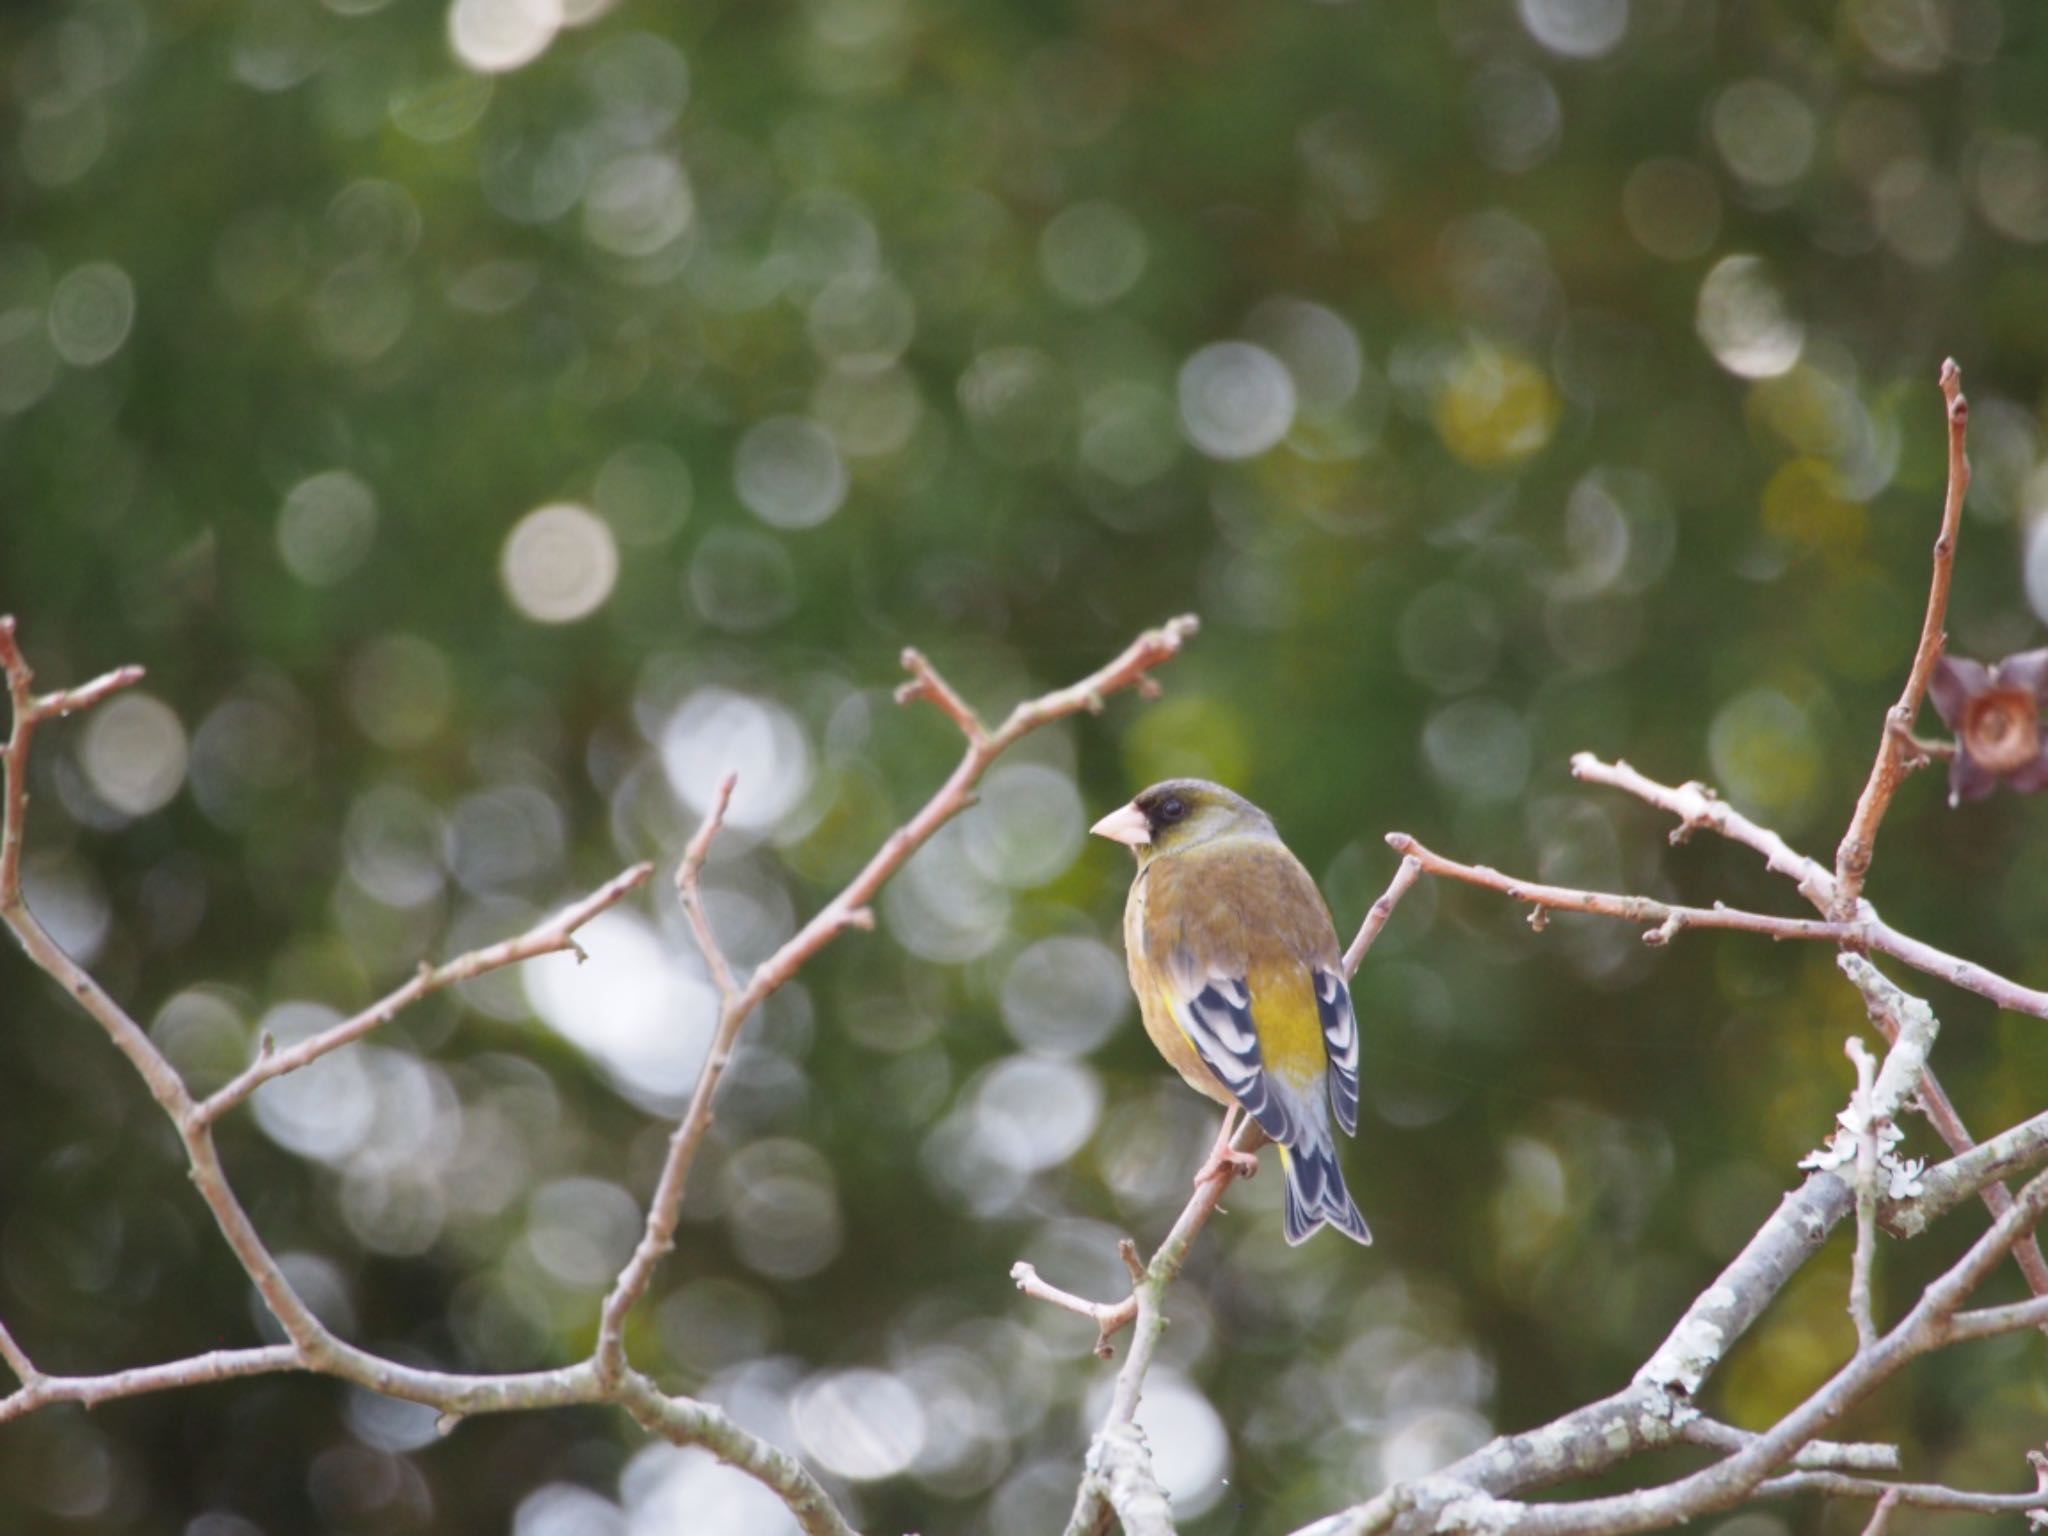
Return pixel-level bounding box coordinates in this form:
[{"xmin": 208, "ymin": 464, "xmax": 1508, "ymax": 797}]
[
  {"xmin": 677, "ymin": 770, "xmax": 741, "ymax": 1004},
  {"xmin": 1570, "ymin": 755, "xmax": 1839, "ymax": 909},
  {"xmin": 1296, "ymin": 1168, "xmax": 2048, "ymax": 1536},
  {"xmin": 1, "ymin": 614, "xmax": 145, "ymax": 912},
  {"xmin": 1290, "ymin": 367, "xmax": 2018, "ymax": 1536},
  {"xmin": 1389, "ymin": 828, "xmax": 2048, "ymax": 1017},
  {"xmin": 1846, "ymin": 1037, "xmax": 1883, "ymax": 1350},
  {"xmin": 1858, "ymin": 1485, "xmax": 1903, "ymax": 1535},
  {"xmin": 1344, "ymin": 853, "xmax": 1422, "ymax": 977},
  {"xmin": 1678, "ymin": 1419, "xmax": 1900, "ymax": 1474},
  {"xmin": 1280, "ymin": 1171, "xmax": 1864, "ymax": 1535},
  {"xmin": 1755, "ymin": 1471, "xmax": 2048, "ymax": 1518},
  {"xmin": 1943, "ymin": 1292, "xmax": 2048, "ymax": 1343},
  {"xmin": 1017, "ymin": 1112, "xmax": 1250, "ymax": 1361},
  {"xmin": 1637, "ymin": 1170, "xmax": 1852, "ymax": 1398},
  {"xmin": 1833, "ymin": 359, "xmax": 1970, "ymax": 920},
  {"xmin": 1574, "ymin": 753, "xmax": 2048, "ymax": 1028},
  {"xmin": 0, "ymin": 1346, "xmax": 300, "ymax": 1424},
  {"xmin": 597, "ymin": 615, "xmax": 1201, "ymax": 1383},
  {"xmin": 1388, "ymin": 831, "xmax": 1862, "ymax": 946},
  {"xmin": 1011, "ymin": 1262, "xmax": 1138, "ymax": 1360},
  {"xmin": 615, "ymin": 1370, "xmax": 860, "ymax": 1536},
  {"xmin": 895, "ymin": 646, "xmax": 989, "ymax": 746},
  {"xmin": 1487, "ymin": 1166, "xmax": 2048, "ymax": 1536},
  {"xmin": 1578, "ymin": 753, "xmax": 2048, "ymax": 1303},
  {"xmin": 1841, "ymin": 955, "xmax": 2048, "ymax": 1314},
  {"xmin": 1887, "ymin": 1107, "xmax": 2048, "ymax": 1238},
  {"xmin": 0, "ymin": 1317, "xmax": 40, "ymax": 1389},
  {"xmin": 198, "ymin": 861, "xmax": 654, "ymax": 1124},
  {"xmin": 1055, "ymin": 1117, "xmax": 1275, "ymax": 1536},
  {"xmin": 0, "ymin": 622, "xmax": 866, "ymax": 1536},
  {"xmin": 1078, "ymin": 1421, "xmax": 1178, "ymax": 1536}
]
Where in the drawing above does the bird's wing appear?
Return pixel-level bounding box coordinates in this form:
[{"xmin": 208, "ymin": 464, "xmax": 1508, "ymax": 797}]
[
  {"xmin": 1315, "ymin": 968, "xmax": 1359, "ymax": 1135},
  {"xmin": 1159, "ymin": 952, "xmax": 1304, "ymax": 1145},
  {"xmin": 1141, "ymin": 838, "xmax": 1348, "ymax": 1146}
]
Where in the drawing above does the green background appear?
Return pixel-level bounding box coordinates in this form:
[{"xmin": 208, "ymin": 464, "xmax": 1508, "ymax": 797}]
[{"xmin": 4, "ymin": 0, "xmax": 2048, "ymax": 1531}]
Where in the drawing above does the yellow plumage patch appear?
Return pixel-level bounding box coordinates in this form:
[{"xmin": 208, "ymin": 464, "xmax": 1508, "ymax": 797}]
[{"xmin": 1245, "ymin": 956, "xmax": 1323, "ymax": 1084}]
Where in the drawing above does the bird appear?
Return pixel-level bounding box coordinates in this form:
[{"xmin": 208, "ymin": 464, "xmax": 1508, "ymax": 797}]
[{"xmin": 1091, "ymin": 778, "xmax": 1371, "ymax": 1246}]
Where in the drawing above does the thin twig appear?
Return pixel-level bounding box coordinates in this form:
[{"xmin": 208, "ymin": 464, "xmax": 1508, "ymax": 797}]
[
  {"xmin": 1845, "ymin": 963, "xmax": 2048, "ymax": 1312},
  {"xmin": 1388, "ymin": 833, "xmax": 1865, "ymax": 950},
  {"xmin": 1943, "ymin": 1292, "xmax": 2048, "ymax": 1343},
  {"xmin": 1846, "ymin": 1037, "xmax": 1883, "ymax": 1350},
  {"xmin": 197, "ymin": 861, "xmax": 653, "ymax": 1124},
  {"xmin": 1858, "ymin": 1486, "xmax": 1903, "ymax": 1535},
  {"xmin": 1056, "ymin": 1117, "xmax": 1260, "ymax": 1536},
  {"xmin": 1012, "ymin": 1263, "xmax": 1139, "ymax": 1361},
  {"xmin": 0, "ymin": 1318, "xmax": 40, "ymax": 1389},
  {"xmin": 1754, "ymin": 1473, "xmax": 2047, "ymax": 1519},
  {"xmin": 1344, "ymin": 853, "xmax": 1423, "ymax": 977},
  {"xmin": 1779, "ymin": 1475, "xmax": 2022, "ymax": 1520},
  {"xmin": 676, "ymin": 771, "xmax": 741, "ymax": 1004},
  {"xmin": 1678, "ymin": 1419, "xmax": 1900, "ymax": 1473},
  {"xmin": 0, "ymin": 1346, "xmax": 300, "ymax": 1424},
  {"xmin": 1390, "ymin": 824, "xmax": 2048, "ymax": 1017},
  {"xmin": 0, "ymin": 614, "xmax": 145, "ymax": 911},
  {"xmin": 895, "ymin": 646, "xmax": 989, "ymax": 746},
  {"xmin": 615, "ymin": 1370, "xmax": 861, "ymax": 1536},
  {"xmin": 1570, "ymin": 756, "xmax": 1838, "ymax": 908},
  {"xmin": 1885, "ymin": 1107, "xmax": 2048, "ymax": 1239},
  {"xmin": 1832, "ymin": 359, "xmax": 1970, "ymax": 920}
]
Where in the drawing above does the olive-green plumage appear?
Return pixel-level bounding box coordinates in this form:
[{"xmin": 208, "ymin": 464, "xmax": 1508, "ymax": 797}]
[{"xmin": 1094, "ymin": 779, "xmax": 1371, "ymax": 1245}]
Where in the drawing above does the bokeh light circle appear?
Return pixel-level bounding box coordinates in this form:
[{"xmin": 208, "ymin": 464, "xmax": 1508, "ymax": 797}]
[
  {"xmin": 48, "ymin": 261, "xmax": 135, "ymax": 366},
  {"xmin": 500, "ymin": 503, "xmax": 620, "ymax": 623},
  {"xmin": 278, "ymin": 469, "xmax": 379, "ymax": 587},
  {"xmin": 793, "ymin": 1369, "xmax": 927, "ymax": 1480},
  {"xmin": 1038, "ymin": 200, "xmax": 1148, "ymax": 308},
  {"xmin": 1178, "ymin": 341, "xmax": 1297, "ymax": 460},
  {"xmin": 735, "ymin": 416, "xmax": 848, "ymax": 529},
  {"xmin": 448, "ymin": 0, "xmax": 562, "ymax": 73},
  {"xmin": 660, "ymin": 687, "xmax": 814, "ymax": 835},
  {"xmin": 80, "ymin": 693, "xmax": 188, "ymax": 817},
  {"xmin": 1517, "ymin": 0, "xmax": 1627, "ymax": 58},
  {"xmin": 1695, "ymin": 255, "xmax": 1803, "ymax": 379}
]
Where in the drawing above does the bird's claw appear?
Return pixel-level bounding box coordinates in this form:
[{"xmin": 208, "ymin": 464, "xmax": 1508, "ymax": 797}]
[{"xmin": 1195, "ymin": 1147, "xmax": 1260, "ymax": 1187}]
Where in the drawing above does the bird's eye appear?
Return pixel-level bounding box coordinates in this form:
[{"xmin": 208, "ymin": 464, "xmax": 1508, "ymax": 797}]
[{"xmin": 1157, "ymin": 796, "xmax": 1187, "ymax": 823}]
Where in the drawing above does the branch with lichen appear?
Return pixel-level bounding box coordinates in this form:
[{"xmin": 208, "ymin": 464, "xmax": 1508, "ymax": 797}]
[
  {"xmin": 1276, "ymin": 360, "xmax": 2048, "ymax": 1536},
  {"xmin": 1289, "ymin": 1157, "xmax": 2048, "ymax": 1536},
  {"xmin": 1571, "ymin": 751, "xmax": 2048, "ymax": 1306}
]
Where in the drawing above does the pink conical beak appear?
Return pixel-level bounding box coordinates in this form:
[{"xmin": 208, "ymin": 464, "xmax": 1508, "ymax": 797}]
[{"xmin": 1089, "ymin": 802, "xmax": 1151, "ymax": 846}]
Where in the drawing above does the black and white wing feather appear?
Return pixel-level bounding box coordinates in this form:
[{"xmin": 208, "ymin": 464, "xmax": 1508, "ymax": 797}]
[
  {"xmin": 1170, "ymin": 961, "xmax": 1303, "ymax": 1147},
  {"xmin": 1315, "ymin": 968, "xmax": 1360, "ymax": 1135}
]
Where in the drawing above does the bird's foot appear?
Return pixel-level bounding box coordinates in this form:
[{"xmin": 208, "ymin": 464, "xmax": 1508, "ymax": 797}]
[{"xmin": 1195, "ymin": 1147, "xmax": 1260, "ymax": 1187}]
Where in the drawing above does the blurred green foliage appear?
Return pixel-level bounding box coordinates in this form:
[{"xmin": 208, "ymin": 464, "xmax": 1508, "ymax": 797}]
[{"xmin": 5, "ymin": 0, "xmax": 2048, "ymax": 1532}]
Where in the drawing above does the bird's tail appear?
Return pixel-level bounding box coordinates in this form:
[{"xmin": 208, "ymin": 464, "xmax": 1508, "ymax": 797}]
[{"xmin": 1278, "ymin": 1140, "xmax": 1372, "ymax": 1246}]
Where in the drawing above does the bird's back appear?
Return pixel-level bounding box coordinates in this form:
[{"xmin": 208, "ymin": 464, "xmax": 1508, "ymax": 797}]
[{"xmin": 1130, "ymin": 835, "xmax": 1341, "ymax": 1083}]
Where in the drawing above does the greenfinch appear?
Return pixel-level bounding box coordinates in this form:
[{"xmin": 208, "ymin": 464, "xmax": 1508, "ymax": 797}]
[{"xmin": 1092, "ymin": 779, "xmax": 1371, "ymax": 1246}]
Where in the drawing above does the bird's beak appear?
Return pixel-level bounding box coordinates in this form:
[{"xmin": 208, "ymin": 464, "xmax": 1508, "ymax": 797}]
[{"xmin": 1089, "ymin": 802, "xmax": 1151, "ymax": 847}]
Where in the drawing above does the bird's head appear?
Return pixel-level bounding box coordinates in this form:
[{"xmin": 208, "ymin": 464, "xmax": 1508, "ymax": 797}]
[{"xmin": 1089, "ymin": 778, "xmax": 1275, "ymax": 863}]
